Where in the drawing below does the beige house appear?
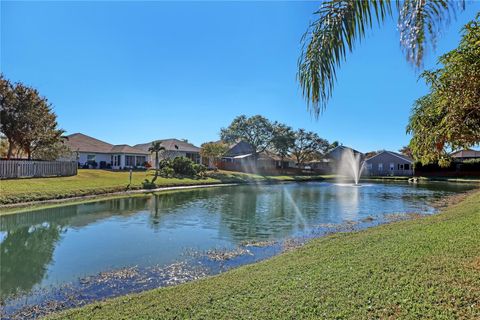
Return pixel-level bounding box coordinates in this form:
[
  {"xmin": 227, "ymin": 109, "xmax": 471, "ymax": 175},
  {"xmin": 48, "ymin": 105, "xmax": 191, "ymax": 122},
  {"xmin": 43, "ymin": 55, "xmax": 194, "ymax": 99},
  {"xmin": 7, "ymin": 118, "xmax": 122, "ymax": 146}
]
[
  {"xmin": 134, "ymin": 139, "xmax": 201, "ymax": 167},
  {"xmin": 451, "ymin": 149, "xmax": 480, "ymax": 162},
  {"xmin": 64, "ymin": 133, "xmax": 149, "ymax": 169}
]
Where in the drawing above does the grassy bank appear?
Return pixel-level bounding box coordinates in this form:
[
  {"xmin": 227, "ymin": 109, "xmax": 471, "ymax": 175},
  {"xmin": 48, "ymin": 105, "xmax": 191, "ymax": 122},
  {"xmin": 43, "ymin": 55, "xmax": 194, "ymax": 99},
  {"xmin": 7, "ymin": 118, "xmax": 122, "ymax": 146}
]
[
  {"xmin": 50, "ymin": 191, "xmax": 480, "ymax": 319},
  {"xmin": 0, "ymin": 169, "xmax": 329, "ymax": 206}
]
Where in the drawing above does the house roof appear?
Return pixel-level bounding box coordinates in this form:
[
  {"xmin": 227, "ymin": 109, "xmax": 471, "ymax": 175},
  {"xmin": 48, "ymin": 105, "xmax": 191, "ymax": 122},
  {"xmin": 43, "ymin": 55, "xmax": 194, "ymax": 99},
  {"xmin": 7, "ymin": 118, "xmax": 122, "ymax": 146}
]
[
  {"xmin": 365, "ymin": 150, "xmax": 413, "ymax": 163},
  {"xmin": 110, "ymin": 144, "xmax": 149, "ymax": 155},
  {"xmin": 65, "ymin": 133, "xmax": 148, "ymax": 155},
  {"xmin": 450, "ymin": 149, "xmax": 480, "ymax": 158},
  {"xmin": 134, "ymin": 139, "xmax": 200, "ymax": 153},
  {"xmin": 324, "ymin": 145, "xmax": 363, "ymax": 158}
]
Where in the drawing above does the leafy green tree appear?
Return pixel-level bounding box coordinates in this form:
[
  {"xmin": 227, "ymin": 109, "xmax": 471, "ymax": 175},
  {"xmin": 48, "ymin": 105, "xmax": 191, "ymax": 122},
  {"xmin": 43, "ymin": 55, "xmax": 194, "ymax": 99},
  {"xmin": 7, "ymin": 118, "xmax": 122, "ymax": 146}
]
[
  {"xmin": 271, "ymin": 123, "xmax": 296, "ymax": 167},
  {"xmin": 1, "ymin": 76, "xmax": 65, "ymax": 160},
  {"xmin": 200, "ymin": 141, "xmax": 229, "ymax": 168},
  {"xmin": 148, "ymin": 141, "xmax": 165, "ymax": 183},
  {"xmin": 326, "ymin": 140, "xmax": 340, "ymax": 153},
  {"xmin": 0, "ymin": 75, "xmax": 19, "ymax": 159},
  {"xmin": 407, "ymin": 16, "xmax": 479, "ymax": 166},
  {"xmin": 298, "ymin": 0, "xmax": 465, "ymax": 116},
  {"xmin": 291, "ymin": 129, "xmax": 329, "ymax": 167},
  {"xmin": 14, "ymin": 83, "xmax": 65, "ymax": 160},
  {"xmin": 220, "ymin": 115, "xmax": 275, "ymax": 160},
  {"xmin": 399, "ymin": 146, "xmax": 413, "ymax": 158}
]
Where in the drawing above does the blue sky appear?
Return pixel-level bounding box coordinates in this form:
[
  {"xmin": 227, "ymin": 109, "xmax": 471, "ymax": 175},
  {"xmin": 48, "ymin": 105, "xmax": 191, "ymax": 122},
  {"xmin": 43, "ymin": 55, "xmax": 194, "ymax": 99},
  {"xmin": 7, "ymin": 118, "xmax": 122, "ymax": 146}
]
[{"xmin": 1, "ymin": 1, "xmax": 478, "ymax": 152}]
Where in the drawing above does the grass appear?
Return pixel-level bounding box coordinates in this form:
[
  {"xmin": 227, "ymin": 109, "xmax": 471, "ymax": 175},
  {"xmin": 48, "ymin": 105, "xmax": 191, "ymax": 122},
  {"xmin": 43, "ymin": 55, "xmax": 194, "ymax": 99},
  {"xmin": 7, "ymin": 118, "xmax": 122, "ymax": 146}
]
[
  {"xmin": 49, "ymin": 191, "xmax": 480, "ymax": 320},
  {"xmin": 0, "ymin": 169, "xmax": 329, "ymax": 206}
]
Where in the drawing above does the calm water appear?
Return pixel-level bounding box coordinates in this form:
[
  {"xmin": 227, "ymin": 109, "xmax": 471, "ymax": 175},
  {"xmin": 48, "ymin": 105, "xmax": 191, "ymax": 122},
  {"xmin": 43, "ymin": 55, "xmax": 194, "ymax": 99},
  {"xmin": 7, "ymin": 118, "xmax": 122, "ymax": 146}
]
[{"xmin": 0, "ymin": 181, "xmax": 476, "ymax": 316}]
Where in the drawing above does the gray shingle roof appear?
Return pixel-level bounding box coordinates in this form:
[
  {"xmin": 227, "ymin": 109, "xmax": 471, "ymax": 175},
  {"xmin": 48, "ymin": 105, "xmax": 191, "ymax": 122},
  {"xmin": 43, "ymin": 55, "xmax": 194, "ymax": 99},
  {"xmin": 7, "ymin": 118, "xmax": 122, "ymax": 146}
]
[
  {"xmin": 134, "ymin": 139, "xmax": 200, "ymax": 153},
  {"xmin": 65, "ymin": 133, "xmax": 148, "ymax": 155}
]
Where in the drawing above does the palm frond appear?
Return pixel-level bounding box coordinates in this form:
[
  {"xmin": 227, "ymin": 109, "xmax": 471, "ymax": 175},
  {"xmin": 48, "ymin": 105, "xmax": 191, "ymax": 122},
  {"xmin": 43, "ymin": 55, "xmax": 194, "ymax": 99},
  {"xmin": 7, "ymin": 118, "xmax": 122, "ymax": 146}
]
[
  {"xmin": 298, "ymin": 0, "xmax": 392, "ymax": 117},
  {"xmin": 397, "ymin": 0, "xmax": 465, "ymax": 68}
]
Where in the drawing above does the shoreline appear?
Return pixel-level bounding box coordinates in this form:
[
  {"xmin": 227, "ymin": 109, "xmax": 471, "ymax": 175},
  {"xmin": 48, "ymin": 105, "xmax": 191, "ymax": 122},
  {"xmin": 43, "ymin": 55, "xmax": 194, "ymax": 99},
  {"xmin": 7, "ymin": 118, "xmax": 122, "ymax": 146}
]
[{"xmin": 2, "ymin": 175, "xmax": 479, "ymax": 215}]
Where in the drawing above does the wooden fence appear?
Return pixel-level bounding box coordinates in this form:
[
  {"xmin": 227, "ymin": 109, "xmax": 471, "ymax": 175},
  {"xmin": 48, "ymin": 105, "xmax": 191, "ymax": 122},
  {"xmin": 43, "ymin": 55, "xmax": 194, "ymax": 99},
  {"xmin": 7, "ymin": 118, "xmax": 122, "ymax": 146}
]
[{"xmin": 0, "ymin": 160, "xmax": 78, "ymax": 179}]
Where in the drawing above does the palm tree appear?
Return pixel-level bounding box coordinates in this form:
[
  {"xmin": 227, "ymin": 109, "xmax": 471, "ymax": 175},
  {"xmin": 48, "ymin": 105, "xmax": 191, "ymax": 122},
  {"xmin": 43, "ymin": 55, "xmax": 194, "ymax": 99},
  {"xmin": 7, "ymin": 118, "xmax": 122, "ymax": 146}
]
[
  {"xmin": 148, "ymin": 141, "xmax": 165, "ymax": 183},
  {"xmin": 298, "ymin": 0, "xmax": 466, "ymax": 117}
]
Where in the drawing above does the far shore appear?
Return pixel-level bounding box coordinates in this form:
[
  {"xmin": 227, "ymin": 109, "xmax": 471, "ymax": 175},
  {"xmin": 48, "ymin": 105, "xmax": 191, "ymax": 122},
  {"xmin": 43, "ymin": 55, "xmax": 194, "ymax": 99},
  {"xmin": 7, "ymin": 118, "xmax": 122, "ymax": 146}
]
[{"xmin": 1, "ymin": 169, "xmax": 478, "ymax": 215}]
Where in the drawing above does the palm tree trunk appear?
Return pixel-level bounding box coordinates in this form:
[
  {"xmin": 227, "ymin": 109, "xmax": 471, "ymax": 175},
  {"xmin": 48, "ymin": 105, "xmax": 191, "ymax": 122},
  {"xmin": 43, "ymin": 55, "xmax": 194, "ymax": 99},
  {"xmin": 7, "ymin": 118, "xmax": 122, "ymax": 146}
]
[{"xmin": 151, "ymin": 151, "xmax": 159, "ymax": 184}]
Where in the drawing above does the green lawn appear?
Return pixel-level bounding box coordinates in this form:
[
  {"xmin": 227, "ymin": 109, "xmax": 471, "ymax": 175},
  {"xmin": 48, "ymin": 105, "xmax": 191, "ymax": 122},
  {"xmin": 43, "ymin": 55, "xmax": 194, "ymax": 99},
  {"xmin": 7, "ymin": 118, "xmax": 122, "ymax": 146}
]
[
  {"xmin": 0, "ymin": 169, "xmax": 329, "ymax": 206},
  {"xmin": 50, "ymin": 191, "xmax": 480, "ymax": 320}
]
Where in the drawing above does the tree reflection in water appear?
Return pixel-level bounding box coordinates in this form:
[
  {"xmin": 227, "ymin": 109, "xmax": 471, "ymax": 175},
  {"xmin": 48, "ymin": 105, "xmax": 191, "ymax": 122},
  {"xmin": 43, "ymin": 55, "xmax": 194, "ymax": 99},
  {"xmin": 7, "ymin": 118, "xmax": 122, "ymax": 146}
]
[{"xmin": 0, "ymin": 223, "xmax": 63, "ymax": 297}]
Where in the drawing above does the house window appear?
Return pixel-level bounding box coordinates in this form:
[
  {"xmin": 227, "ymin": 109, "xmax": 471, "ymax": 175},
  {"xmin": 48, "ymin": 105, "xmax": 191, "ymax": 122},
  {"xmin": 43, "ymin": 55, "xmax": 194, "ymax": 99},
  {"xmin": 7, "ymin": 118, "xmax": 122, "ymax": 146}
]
[
  {"xmin": 390, "ymin": 163, "xmax": 395, "ymax": 171},
  {"xmin": 398, "ymin": 164, "xmax": 404, "ymax": 170},
  {"xmin": 378, "ymin": 163, "xmax": 383, "ymax": 171},
  {"xmin": 87, "ymin": 154, "xmax": 96, "ymax": 162},
  {"xmin": 111, "ymin": 155, "xmax": 120, "ymax": 167},
  {"xmin": 136, "ymin": 156, "xmax": 146, "ymax": 166},
  {"xmin": 404, "ymin": 163, "xmax": 410, "ymax": 170},
  {"xmin": 186, "ymin": 152, "xmax": 200, "ymax": 164},
  {"xmin": 125, "ymin": 155, "xmax": 135, "ymax": 166}
]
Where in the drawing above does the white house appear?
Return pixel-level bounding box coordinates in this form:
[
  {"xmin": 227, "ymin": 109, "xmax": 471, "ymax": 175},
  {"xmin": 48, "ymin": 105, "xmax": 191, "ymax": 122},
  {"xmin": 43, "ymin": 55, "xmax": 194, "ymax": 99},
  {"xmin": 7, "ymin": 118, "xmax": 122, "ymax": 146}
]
[
  {"xmin": 64, "ymin": 133, "xmax": 149, "ymax": 169},
  {"xmin": 134, "ymin": 139, "xmax": 202, "ymax": 167}
]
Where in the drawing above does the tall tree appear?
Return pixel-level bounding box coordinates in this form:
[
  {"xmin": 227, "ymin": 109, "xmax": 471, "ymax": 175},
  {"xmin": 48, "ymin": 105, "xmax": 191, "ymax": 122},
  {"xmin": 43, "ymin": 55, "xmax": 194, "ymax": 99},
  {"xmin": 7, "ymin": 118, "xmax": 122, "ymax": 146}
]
[
  {"xmin": 0, "ymin": 75, "xmax": 18, "ymax": 159},
  {"xmin": 15, "ymin": 83, "xmax": 65, "ymax": 160},
  {"xmin": 291, "ymin": 129, "xmax": 329, "ymax": 167},
  {"xmin": 148, "ymin": 141, "xmax": 165, "ymax": 183},
  {"xmin": 220, "ymin": 115, "xmax": 275, "ymax": 159},
  {"xmin": 326, "ymin": 140, "xmax": 340, "ymax": 153},
  {"xmin": 407, "ymin": 16, "xmax": 480, "ymax": 166},
  {"xmin": 271, "ymin": 123, "xmax": 296, "ymax": 167},
  {"xmin": 200, "ymin": 141, "xmax": 229, "ymax": 168},
  {"xmin": 298, "ymin": 0, "xmax": 465, "ymax": 116},
  {"xmin": 0, "ymin": 76, "xmax": 65, "ymax": 160},
  {"xmin": 399, "ymin": 146, "xmax": 413, "ymax": 158}
]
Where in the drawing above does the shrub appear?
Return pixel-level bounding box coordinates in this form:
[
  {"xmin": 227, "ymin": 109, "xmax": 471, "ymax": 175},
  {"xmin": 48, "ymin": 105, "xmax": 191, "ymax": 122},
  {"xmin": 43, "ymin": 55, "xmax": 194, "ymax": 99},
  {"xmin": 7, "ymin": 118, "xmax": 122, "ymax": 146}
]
[
  {"xmin": 160, "ymin": 166, "xmax": 175, "ymax": 178},
  {"xmin": 172, "ymin": 157, "xmax": 196, "ymax": 176},
  {"xmin": 159, "ymin": 159, "xmax": 172, "ymax": 169},
  {"xmin": 87, "ymin": 160, "xmax": 98, "ymax": 169},
  {"xmin": 99, "ymin": 161, "xmax": 107, "ymax": 169},
  {"xmin": 142, "ymin": 179, "xmax": 157, "ymax": 189},
  {"xmin": 193, "ymin": 163, "xmax": 207, "ymax": 177}
]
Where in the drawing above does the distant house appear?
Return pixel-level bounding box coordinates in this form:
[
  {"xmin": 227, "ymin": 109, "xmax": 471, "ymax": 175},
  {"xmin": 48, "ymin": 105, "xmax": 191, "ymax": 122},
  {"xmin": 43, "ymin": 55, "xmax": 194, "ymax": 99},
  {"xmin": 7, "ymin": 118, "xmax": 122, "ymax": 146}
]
[
  {"xmin": 450, "ymin": 149, "xmax": 480, "ymax": 162},
  {"xmin": 321, "ymin": 146, "xmax": 364, "ymax": 173},
  {"xmin": 324, "ymin": 145, "xmax": 363, "ymax": 162},
  {"xmin": 218, "ymin": 141, "xmax": 295, "ymax": 172},
  {"xmin": 64, "ymin": 133, "xmax": 149, "ymax": 169},
  {"xmin": 365, "ymin": 151, "xmax": 413, "ymax": 176},
  {"xmin": 134, "ymin": 139, "xmax": 201, "ymax": 167}
]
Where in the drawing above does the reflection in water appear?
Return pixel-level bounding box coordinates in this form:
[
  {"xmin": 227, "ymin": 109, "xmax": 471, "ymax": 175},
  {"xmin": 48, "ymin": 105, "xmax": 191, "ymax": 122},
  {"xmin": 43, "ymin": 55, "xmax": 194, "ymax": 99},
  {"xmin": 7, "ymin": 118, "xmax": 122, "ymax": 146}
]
[
  {"xmin": 334, "ymin": 185, "xmax": 360, "ymax": 220},
  {"xmin": 0, "ymin": 223, "xmax": 63, "ymax": 297},
  {"xmin": 0, "ymin": 181, "xmax": 476, "ymax": 299}
]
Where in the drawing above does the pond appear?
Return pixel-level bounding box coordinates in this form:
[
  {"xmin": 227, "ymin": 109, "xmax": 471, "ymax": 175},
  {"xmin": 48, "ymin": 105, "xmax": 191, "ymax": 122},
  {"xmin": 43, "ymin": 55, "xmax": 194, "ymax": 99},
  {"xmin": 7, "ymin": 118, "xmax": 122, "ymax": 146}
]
[{"xmin": 0, "ymin": 181, "xmax": 476, "ymax": 318}]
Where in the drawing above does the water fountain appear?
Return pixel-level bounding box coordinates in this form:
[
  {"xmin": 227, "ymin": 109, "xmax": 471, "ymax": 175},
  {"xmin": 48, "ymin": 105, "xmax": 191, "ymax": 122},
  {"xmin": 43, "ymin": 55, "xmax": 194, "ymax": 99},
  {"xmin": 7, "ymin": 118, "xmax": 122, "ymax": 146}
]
[{"xmin": 336, "ymin": 148, "xmax": 365, "ymax": 185}]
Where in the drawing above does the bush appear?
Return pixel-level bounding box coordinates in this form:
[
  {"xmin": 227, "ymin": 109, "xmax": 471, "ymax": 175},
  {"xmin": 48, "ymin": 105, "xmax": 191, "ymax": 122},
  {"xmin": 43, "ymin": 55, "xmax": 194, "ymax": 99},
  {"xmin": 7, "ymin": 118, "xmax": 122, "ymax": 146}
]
[
  {"xmin": 172, "ymin": 157, "xmax": 196, "ymax": 176},
  {"xmin": 142, "ymin": 179, "xmax": 157, "ymax": 189},
  {"xmin": 160, "ymin": 166, "xmax": 175, "ymax": 178},
  {"xmin": 193, "ymin": 163, "xmax": 207, "ymax": 177},
  {"xmin": 99, "ymin": 161, "xmax": 107, "ymax": 169},
  {"xmin": 87, "ymin": 160, "xmax": 98, "ymax": 169}
]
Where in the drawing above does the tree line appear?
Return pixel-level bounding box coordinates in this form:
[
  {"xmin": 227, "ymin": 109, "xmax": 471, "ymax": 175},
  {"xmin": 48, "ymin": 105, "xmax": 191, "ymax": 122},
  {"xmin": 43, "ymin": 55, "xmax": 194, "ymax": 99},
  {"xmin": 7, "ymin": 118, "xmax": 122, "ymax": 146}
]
[
  {"xmin": 0, "ymin": 75, "xmax": 67, "ymax": 160},
  {"xmin": 201, "ymin": 115, "xmax": 339, "ymax": 168}
]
